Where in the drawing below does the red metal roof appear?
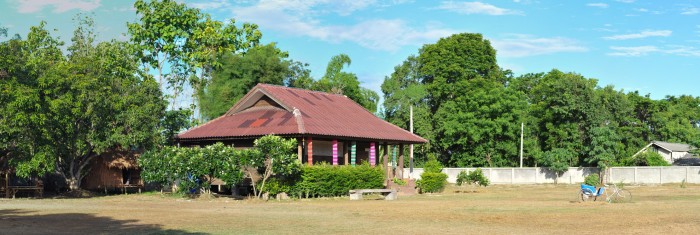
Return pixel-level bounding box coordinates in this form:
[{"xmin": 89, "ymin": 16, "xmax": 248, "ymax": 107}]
[{"xmin": 177, "ymin": 84, "xmax": 427, "ymax": 143}]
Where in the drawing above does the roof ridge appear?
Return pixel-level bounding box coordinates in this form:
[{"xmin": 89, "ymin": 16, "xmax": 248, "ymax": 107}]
[{"xmin": 257, "ymin": 83, "xmax": 348, "ymax": 98}]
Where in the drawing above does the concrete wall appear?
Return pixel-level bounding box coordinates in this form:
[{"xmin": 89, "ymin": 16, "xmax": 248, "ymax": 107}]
[{"xmin": 405, "ymin": 166, "xmax": 700, "ymax": 185}]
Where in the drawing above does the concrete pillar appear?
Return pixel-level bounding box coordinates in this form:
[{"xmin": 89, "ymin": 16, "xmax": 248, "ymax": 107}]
[
  {"xmin": 370, "ymin": 142, "xmax": 376, "ymax": 167},
  {"xmin": 398, "ymin": 144, "xmax": 404, "ymax": 179},
  {"xmin": 332, "ymin": 139, "xmax": 338, "ymax": 166},
  {"xmin": 351, "ymin": 141, "xmax": 357, "ymax": 166},
  {"xmin": 307, "ymin": 137, "xmax": 313, "ymax": 166}
]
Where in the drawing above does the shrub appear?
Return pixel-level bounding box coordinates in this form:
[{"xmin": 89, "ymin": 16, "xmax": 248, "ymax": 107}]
[
  {"xmin": 392, "ymin": 178, "xmax": 407, "ymax": 186},
  {"xmin": 417, "ymin": 156, "xmax": 448, "ymax": 193},
  {"xmin": 456, "ymin": 169, "xmax": 490, "ymax": 187},
  {"xmin": 456, "ymin": 171, "xmax": 468, "ymax": 186},
  {"xmin": 629, "ymin": 152, "xmax": 671, "ymax": 166},
  {"xmin": 416, "ymin": 172, "xmax": 448, "ymax": 193},
  {"xmin": 584, "ymin": 174, "xmax": 600, "ymax": 186},
  {"xmin": 292, "ymin": 163, "xmax": 384, "ymax": 198},
  {"xmin": 423, "ymin": 157, "xmax": 443, "ymax": 173}
]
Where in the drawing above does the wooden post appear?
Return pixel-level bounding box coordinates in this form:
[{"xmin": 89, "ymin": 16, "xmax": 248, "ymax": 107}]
[
  {"xmin": 398, "ymin": 144, "xmax": 404, "ymax": 179},
  {"xmin": 370, "ymin": 142, "xmax": 376, "ymax": 167},
  {"xmin": 307, "ymin": 137, "xmax": 313, "ymax": 166},
  {"xmin": 344, "ymin": 141, "xmax": 349, "ymax": 165},
  {"xmin": 383, "ymin": 143, "xmax": 390, "ymax": 180},
  {"xmin": 332, "ymin": 139, "xmax": 338, "ymax": 166},
  {"xmin": 351, "ymin": 141, "xmax": 357, "ymax": 166},
  {"xmin": 297, "ymin": 138, "xmax": 303, "ymax": 163}
]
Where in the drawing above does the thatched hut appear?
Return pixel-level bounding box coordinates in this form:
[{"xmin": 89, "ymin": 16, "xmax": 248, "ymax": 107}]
[{"xmin": 81, "ymin": 149, "xmax": 143, "ymax": 192}]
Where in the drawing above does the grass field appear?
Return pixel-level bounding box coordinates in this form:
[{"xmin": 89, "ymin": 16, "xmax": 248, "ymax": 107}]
[{"xmin": 1, "ymin": 184, "xmax": 699, "ymax": 234}]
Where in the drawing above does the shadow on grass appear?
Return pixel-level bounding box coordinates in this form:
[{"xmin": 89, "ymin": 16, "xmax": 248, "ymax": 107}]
[{"xmin": 0, "ymin": 209, "xmax": 205, "ymax": 235}]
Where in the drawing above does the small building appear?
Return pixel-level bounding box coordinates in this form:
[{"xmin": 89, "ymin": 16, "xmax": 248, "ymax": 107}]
[
  {"xmin": 176, "ymin": 84, "xmax": 427, "ymax": 178},
  {"xmin": 80, "ymin": 149, "xmax": 143, "ymax": 193},
  {"xmin": 633, "ymin": 141, "xmax": 697, "ymax": 165}
]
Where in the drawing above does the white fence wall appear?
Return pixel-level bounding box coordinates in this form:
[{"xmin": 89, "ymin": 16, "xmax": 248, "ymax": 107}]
[{"xmin": 404, "ymin": 166, "xmax": 700, "ymax": 184}]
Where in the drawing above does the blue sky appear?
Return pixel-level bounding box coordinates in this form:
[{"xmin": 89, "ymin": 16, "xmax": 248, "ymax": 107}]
[{"xmin": 2, "ymin": 0, "xmax": 699, "ymax": 101}]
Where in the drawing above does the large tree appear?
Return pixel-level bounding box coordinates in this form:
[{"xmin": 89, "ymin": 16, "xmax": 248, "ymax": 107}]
[
  {"xmin": 1, "ymin": 19, "xmax": 166, "ymax": 190},
  {"xmin": 199, "ymin": 44, "xmax": 310, "ymax": 119},
  {"xmin": 128, "ymin": 0, "xmax": 261, "ymax": 113}
]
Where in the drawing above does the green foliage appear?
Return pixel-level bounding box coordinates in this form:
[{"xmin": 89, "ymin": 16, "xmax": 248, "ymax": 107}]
[
  {"xmin": 416, "ymin": 172, "xmax": 448, "ymax": 193},
  {"xmin": 423, "ymin": 156, "xmax": 444, "ymax": 173},
  {"xmin": 586, "ymin": 126, "xmax": 623, "ymax": 169},
  {"xmin": 128, "ymin": 0, "xmax": 262, "ymax": 111},
  {"xmin": 392, "ymin": 178, "xmax": 407, "ymax": 186},
  {"xmin": 139, "ymin": 143, "xmax": 242, "ymax": 193},
  {"xmin": 199, "ymin": 44, "xmax": 310, "ymax": 119},
  {"xmin": 584, "ymin": 174, "xmax": 600, "ymax": 186},
  {"xmin": 456, "ymin": 169, "xmax": 490, "ymax": 187},
  {"xmin": 292, "ymin": 163, "xmax": 384, "ymax": 198},
  {"xmin": 139, "ymin": 135, "xmax": 300, "ymax": 196},
  {"xmin": 0, "ymin": 19, "xmax": 165, "ymax": 190},
  {"xmin": 539, "ymin": 148, "xmax": 575, "ymax": 177},
  {"xmin": 628, "ymin": 152, "xmax": 671, "ymax": 166},
  {"xmin": 160, "ymin": 108, "xmax": 193, "ymax": 145},
  {"xmin": 313, "ymin": 54, "xmax": 380, "ymax": 113}
]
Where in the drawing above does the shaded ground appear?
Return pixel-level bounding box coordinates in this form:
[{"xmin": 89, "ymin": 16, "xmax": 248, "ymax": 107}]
[{"xmin": 1, "ymin": 184, "xmax": 699, "ymax": 234}]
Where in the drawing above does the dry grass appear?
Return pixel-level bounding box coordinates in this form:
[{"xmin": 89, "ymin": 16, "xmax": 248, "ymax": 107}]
[{"xmin": 1, "ymin": 184, "xmax": 700, "ymax": 234}]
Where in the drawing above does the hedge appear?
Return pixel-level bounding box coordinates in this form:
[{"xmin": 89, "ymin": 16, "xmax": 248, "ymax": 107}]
[{"xmin": 292, "ymin": 163, "xmax": 384, "ymax": 198}]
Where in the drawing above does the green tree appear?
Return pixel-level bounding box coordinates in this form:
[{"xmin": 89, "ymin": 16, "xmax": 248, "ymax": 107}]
[
  {"xmin": 314, "ymin": 54, "xmax": 379, "ymax": 113},
  {"xmin": 199, "ymin": 44, "xmax": 308, "ymax": 119},
  {"xmin": 128, "ymin": 0, "xmax": 261, "ymax": 114},
  {"xmin": 245, "ymin": 135, "xmax": 301, "ymax": 198},
  {"xmin": 586, "ymin": 126, "xmax": 623, "ymax": 170},
  {"xmin": 529, "ymin": 70, "xmax": 598, "ymax": 164},
  {"xmin": 539, "ymin": 148, "xmax": 575, "ymax": 183},
  {"xmin": 2, "ymin": 19, "xmax": 166, "ymax": 190},
  {"xmin": 381, "ymin": 55, "xmax": 433, "ymax": 163},
  {"xmin": 420, "ymin": 33, "xmax": 501, "ymax": 113}
]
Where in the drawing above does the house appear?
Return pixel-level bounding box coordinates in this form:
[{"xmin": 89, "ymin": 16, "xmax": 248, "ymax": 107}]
[
  {"xmin": 176, "ymin": 84, "xmax": 427, "ymax": 179},
  {"xmin": 632, "ymin": 141, "xmax": 697, "ymax": 165}
]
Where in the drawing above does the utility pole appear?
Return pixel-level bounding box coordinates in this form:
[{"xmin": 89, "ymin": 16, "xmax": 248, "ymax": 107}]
[
  {"xmin": 519, "ymin": 122, "xmax": 524, "ymax": 168},
  {"xmin": 410, "ymin": 105, "xmax": 414, "ymax": 176}
]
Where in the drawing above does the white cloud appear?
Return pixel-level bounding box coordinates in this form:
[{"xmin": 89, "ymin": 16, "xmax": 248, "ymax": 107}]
[
  {"xmin": 608, "ymin": 45, "xmax": 700, "ymax": 57},
  {"xmin": 603, "ymin": 30, "xmax": 672, "ymax": 40},
  {"xmin": 608, "ymin": 46, "xmax": 658, "ymax": 56},
  {"xmin": 616, "ymin": 0, "xmax": 635, "ymax": 3},
  {"xmin": 587, "ymin": 3, "xmax": 608, "ymax": 8},
  {"xmin": 681, "ymin": 7, "xmax": 699, "ymax": 15},
  {"xmin": 13, "ymin": 0, "xmax": 101, "ymax": 13},
  {"xmin": 230, "ymin": 1, "xmax": 454, "ymax": 51},
  {"xmin": 490, "ymin": 34, "xmax": 588, "ymax": 57},
  {"xmin": 437, "ymin": 1, "xmax": 522, "ymax": 15}
]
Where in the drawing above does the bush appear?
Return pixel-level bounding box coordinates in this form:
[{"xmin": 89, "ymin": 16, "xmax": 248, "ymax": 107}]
[
  {"xmin": 456, "ymin": 169, "xmax": 490, "ymax": 187},
  {"xmin": 584, "ymin": 174, "xmax": 600, "ymax": 186},
  {"xmin": 417, "ymin": 156, "xmax": 448, "ymax": 193},
  {"xmin": 629, "ymin": 152, "xmax": 671, "ymax": 166},
  {"xmin": 423, "ymin": 157, "xmax": 443, "ymax": 173},
  {"xmin": 292, "ymin": 163, "xmax": 384, "ymax": 198},
  {"xmin": 416, "ymin": 172, "xmax": 448, "ymax": 193}
]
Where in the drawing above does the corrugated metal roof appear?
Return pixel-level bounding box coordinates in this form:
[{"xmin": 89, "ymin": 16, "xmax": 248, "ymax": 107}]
[
  {"xmin": 178, "ymin": 84, "xmax": 427, "ymax": 143},
  {"xmin": 652, "ymin": 141, "xmax": 695, "ymax": 152}
]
